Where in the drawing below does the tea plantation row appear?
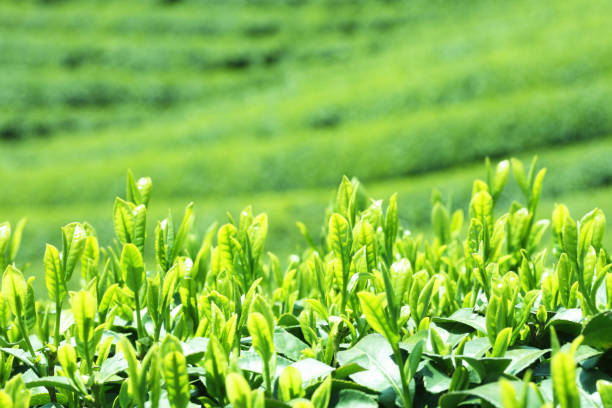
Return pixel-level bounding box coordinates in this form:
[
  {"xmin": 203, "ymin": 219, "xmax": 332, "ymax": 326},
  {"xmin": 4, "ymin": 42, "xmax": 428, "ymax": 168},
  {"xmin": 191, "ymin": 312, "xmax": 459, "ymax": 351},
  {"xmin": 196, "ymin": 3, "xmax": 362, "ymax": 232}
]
[
  {"xmin": 2, "ymin": 0, "xmax": 612, "ymax": 289},
  {"xmin": 1, "ymin": 160, "xmax": 612, "ymax": 407}
]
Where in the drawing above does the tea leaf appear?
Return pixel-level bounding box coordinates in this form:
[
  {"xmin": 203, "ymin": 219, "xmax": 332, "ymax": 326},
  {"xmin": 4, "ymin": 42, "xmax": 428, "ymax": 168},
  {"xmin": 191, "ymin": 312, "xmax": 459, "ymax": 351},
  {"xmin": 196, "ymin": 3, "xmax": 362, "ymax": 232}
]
[
  {"xmin": 358, "ymin": 291, "xmax": 399, "ymax": 345},
  {"xmin": 279, "ymin": 366, "xmax": 303, "ymax": 401},
  {"xmin": 226, "ymin": 372, "xmax": 252, "ymax": 408},
  {"xmin": 163, "ymin": 351, "xmax": 190, "ymax": 408},
  {"xmin": 551, "ymin": 351, "xmax": 580, "ymax": 408},
  {"xmin": 2, "ymin": 265, "xmax": 27, "ymax": 316},
  {"xmin": 120, "ymin": 244, "xmax": 145, "ymax": 295}
]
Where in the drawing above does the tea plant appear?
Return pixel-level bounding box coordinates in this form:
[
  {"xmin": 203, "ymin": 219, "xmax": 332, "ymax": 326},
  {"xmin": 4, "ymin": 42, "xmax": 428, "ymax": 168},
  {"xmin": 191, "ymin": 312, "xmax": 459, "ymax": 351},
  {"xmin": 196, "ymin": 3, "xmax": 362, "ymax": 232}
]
[{"xmin": 1, "ymin": 159, "xmax": 612, "ymax": 408}]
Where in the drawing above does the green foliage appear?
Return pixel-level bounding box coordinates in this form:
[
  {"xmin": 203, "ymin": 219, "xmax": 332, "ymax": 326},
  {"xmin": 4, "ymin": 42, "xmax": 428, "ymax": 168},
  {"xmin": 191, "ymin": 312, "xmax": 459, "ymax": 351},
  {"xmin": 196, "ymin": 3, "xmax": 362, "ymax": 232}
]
[
  {"xmin": 0, "ymin": 219, "xmax": 25, "ymax": 272},
  {"xmin": 0, "ymin": 161, "xmax": 610, "ymax": 407},
  {"xmin": 4, "ymin": 0, "xmax": 612, "ymax": 284}
]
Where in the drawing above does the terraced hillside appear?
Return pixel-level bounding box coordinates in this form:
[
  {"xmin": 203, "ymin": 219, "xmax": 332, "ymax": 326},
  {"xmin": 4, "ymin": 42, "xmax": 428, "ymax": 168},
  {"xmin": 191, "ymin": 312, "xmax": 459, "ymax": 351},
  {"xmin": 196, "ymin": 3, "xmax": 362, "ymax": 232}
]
[{"xmin": 2, "ymin": 0, "xmax": 612, "ymax": 292}]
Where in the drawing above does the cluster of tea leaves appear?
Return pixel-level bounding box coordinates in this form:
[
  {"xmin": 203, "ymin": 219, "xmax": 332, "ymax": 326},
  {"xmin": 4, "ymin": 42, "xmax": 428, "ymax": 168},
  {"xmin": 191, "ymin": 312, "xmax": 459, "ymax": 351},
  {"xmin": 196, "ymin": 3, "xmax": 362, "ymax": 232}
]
[{"xmin": 1, "ymin": 158, "xmax": 612, "ymax": 408}]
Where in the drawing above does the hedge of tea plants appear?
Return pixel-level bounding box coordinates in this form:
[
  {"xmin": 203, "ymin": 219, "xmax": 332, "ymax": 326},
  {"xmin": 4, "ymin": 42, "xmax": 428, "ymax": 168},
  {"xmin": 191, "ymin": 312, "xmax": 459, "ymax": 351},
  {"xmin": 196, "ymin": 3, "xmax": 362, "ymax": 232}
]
[
  {"xmin": 4, "ymin": 0, "xmax": 612, "ymax": 274},
  {"xmin": 1, "ymin": 159, "xmax": 612, "ymax": 407}
]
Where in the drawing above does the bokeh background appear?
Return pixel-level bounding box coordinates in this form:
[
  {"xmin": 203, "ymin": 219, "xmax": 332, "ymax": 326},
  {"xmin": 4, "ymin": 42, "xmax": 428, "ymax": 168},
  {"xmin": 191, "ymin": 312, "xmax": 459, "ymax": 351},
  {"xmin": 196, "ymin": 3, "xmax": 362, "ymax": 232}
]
[{"xmin": 2, "ymin": 0, "xmax": 612, "ymax": 291}]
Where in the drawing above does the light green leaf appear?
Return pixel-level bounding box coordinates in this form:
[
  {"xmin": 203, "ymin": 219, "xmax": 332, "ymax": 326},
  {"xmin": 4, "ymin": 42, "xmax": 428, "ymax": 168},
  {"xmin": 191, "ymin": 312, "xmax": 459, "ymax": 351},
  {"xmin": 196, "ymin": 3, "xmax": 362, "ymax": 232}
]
[
  {"xmin": 113, "ymin": 198, "xmax": 135, "ymax": 246},
  {"xmin": 416, "ymin": 276, "xmax": 436, "ymax": 324},
  {"xmin": 204, "ymin": 337, "xmax": 228, "ymax": 397},
  {"xmin": 57, "ymin": 343, "xmax": 87, "ymax": 394},
  {"xmin": 432, "ymin": 202, "xmax": 450, "ymax": 244},
  {"xmin": 329, "ymin": 213, "xmax": 351, "ymax": 271},
  {"xmin": 163, "ymin": 351, "xmax": 190, "ymax": 408},
  {"xmin": 561, "ymin": 216, "xmax": 578, "ymax": 266},
  {"xmin": 8, "ymin": 219, "xmax": 26, "ymax": 265},
  {"xmin": 120, "ymin": 244, "xmax": 145, "ymax": 295},
  {"xmin": 148, "ymin": 346, "xmax": 161, "ymax": 408},
  {"xmin": 556, "ymin": 253, "xmax": 571, "ymax": 307},
  {"xmin": 248, "ymin": 213, "xmax": 268, "ymax": 263},
  {"xmin": 61, "ymin": 222, "xmax": 87, "ymax": 281},
  {"xmin": 132, "ymin": 204, "xmax": 147, "ymax": 254},
  {"xmin": 217, "ymin": 223, "xmax": 237, "ymax": 274},
  {"xmin": 335, "ymin": 176, "xmax": 353, "ymax": 220},
  {"xmin": 248, "ymin": 312, "xmax": 274, "ymax": 362},
  {"xmin": 500, "ymin": 379, "xmax": 519, "ymax": 408},
  {"xmin": 552, "ymin": 352, "xmax": 580, "ymax": 408},
  {"xmin": 2, "ymin": 265, "xmax": 27, "ymax": 316},
  {"xmin": 0, "ymin": 223, "xmax": 9, "ymax": 259},
  {"xmin": 596, "ymin": 380, "xmax": 612, "ymax": 408},
  {"xmin": 226, "ymin": 373, "xmax": 252, "ymax": 408},
  {"xmin": 357, "ymin": 291, "xmax": 399, "ymax": 345},
  {"xmin": 170, "ymin": 203, "xmax": 194, "ymax": 264},
  {"xmin": 279, "ymin": 366, "xmax": 303, "ymax": 401},
  {"xmin": 491, "ymin": 327, "xmax": 512, "ymax": 357},
  {"xmin": 492, "ymin": 160, "xmax": 510, "ymax": 200},
  {"xmin": 486, "ymin": 294, "xmax": 503, "ymax": 345},
  {"xmin": 70, "ymin": 290, "xmax": 96, "ymax": 347},
  {"xmin": 470, "ymin": 191, "xmax": 493, "ymax": 234},
  {"xmin": 161, "ymin": 334, "xmax": 182, "ymax": 356},
  {"xmin": 384, "ymin": 193, "xmax": 398, "ymax": 259},
  {"xmin": 118, "ymin": 336, "xmax": 145, "ymax": 407},
  {"xmin": 80, "ymin": 236, "xmax": 99, "ymax": 282},
  {"xmin": 3, "ymin": 374, "xmax": 30, "ymax": 408},
  {"xmin": 511, "ymin": 159, "xmax": 529, "ymax": 198},
  {"xmin": 24, "ymin": 278, "xmax": 36, "ymax": 332},
  {"xmin": 529, "ymin": 168, "xmax": 546, "ymax": 213},
  {"xmin": 311, "ymin": 375, "xmax": 332, "ymax": 408},
  {"xmin": 440, "ymin": 380, "xmax": 540, "ymax": 408},
  {"xmin": 126, "ymin": 170, "xmax": 153, "ymax": 207}
]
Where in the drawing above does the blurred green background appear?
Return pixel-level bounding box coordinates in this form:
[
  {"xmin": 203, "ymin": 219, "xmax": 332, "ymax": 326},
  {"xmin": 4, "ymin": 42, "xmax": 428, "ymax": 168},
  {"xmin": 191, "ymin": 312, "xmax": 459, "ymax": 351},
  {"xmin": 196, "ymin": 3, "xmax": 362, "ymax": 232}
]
[{"xmin": 2, "ymin": 0, "xmax": 612, "ymax": 291}]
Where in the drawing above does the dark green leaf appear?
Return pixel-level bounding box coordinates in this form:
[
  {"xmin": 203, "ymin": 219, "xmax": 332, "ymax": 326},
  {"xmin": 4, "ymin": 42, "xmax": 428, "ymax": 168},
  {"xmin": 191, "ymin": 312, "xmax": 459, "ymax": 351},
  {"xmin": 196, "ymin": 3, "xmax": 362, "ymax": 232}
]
[
  {"xmin": 505, "ymin": 347, "xmax": 549, "ymax": 375},
  {"xmin": 336, "ymin": 334, "xmax": 401, "ymax": 393},
  {"xmin": 274, "ymin": 327, "xmax": 308, "ymax": 361},
  {"xmin": 422, "ymin": 363, "xmax": 451, "ymax": 393},
  {"xmin": 546, "ymin": 309, "xmax": 583, "ymax": 337},
  {"xmin": 24, "ymin": 376, "xmax": 79, "ymax": 393},
  {"xmin": 290, "ymin": 359, "xmax": 333, "ymax": 384},
  {"xmin": 439, "ymin": 380, "xmax": 540, "ymax": 408},
  {"xmin": 332, "ymin": 389, "xmax": 377, "ymax": 408},
  {"xmin": 582, "ymin": 310, "xmax": 612, "ymax": 350},
  {"xmin": 433, "ymin": 309, "xmax": 487, "ymax": 334}
]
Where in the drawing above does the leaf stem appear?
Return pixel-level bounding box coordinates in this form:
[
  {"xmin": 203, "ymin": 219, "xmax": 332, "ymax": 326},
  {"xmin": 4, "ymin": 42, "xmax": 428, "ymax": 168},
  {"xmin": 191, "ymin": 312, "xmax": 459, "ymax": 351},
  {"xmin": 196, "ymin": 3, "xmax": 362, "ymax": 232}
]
[
  {"xmin": 17, "ymin": 316, "xmax": 36, "ymax": 359},
  {"xmin": 576, "ymin": 261, "xmax": 598, "ymax": 315},
  {"xmin": 134, "ymin": 293, "xmax": 145, "ymax": 339},
  {"xmin": 392, "ymin": 346, "xmax": 412, "ymax": 408},
  {"xmin": 54, "ymin": 297, "xmax": 63, "ymax": 346},
  {"xmin": 340, "ymin": 262, "xmax": 349, "ymax": 315},
  {"xmin": 262, "ymin": 357, "xmax": 272, "ymax": 397}
]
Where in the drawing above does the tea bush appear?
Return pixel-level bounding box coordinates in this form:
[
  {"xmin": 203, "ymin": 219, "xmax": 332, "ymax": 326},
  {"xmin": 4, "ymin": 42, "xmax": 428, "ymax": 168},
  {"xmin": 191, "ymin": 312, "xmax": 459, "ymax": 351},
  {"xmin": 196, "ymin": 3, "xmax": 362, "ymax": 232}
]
[
  {"xmin": 1, "ymin": 158, "xmax": 611, "ymax": 407},
  {"xmin": 4, "ymin": 0, "xmax": 612, "ymax": 273}
]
